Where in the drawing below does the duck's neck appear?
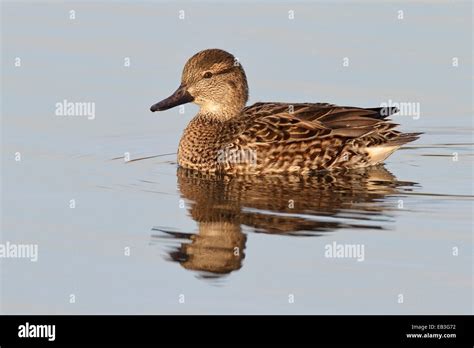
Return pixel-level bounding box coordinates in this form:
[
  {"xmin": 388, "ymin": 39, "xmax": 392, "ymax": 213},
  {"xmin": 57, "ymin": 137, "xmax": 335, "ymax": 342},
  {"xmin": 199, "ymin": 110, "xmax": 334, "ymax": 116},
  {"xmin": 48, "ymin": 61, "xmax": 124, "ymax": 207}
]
[
  {"xmin": 178, "ymin": 113, "xmax": 233, "ymax": 172},
  {"xmin": 198, "ymin": 102, "xmax": 244, "ymax": 121}
]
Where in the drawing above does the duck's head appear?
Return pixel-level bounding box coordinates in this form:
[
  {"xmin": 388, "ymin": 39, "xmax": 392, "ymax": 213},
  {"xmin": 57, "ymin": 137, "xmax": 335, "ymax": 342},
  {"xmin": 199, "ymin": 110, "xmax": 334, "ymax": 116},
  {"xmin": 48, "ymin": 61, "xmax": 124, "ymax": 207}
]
[{"xmin": 150, "ymin": 49, "xmax": 249, "ymax": 118}]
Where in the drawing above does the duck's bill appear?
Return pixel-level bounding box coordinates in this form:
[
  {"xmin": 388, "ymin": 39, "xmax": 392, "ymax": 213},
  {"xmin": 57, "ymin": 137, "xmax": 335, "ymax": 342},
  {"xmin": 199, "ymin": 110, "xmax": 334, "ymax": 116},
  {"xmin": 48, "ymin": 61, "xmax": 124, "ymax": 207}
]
[{"xmin": 150, "ymin": 85, "xmax": 194, "ymax": 112}]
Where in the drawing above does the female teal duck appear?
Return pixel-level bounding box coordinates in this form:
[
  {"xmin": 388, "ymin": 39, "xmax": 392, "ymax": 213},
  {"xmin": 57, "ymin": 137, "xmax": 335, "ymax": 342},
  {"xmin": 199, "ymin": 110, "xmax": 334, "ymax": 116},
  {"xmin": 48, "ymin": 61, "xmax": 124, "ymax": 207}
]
[{"xmin": 150, "ymin": 49, "xmax": 420, "ymax": 174}]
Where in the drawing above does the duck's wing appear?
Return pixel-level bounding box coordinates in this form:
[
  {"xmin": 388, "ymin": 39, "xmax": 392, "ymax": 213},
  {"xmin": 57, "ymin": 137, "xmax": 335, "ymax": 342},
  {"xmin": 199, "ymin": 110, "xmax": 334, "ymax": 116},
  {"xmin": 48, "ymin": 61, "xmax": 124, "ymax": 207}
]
[{"xmin": 237, "ymin": 102, "xmax": 417, "ymax": 145}]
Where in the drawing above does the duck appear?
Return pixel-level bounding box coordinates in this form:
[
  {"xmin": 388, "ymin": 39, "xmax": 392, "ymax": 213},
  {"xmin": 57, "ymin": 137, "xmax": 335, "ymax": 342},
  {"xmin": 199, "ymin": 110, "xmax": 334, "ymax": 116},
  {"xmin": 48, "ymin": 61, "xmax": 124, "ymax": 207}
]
[{"xmin": 150, "ymin": 48, "xmax": 421, "ymax": 175}]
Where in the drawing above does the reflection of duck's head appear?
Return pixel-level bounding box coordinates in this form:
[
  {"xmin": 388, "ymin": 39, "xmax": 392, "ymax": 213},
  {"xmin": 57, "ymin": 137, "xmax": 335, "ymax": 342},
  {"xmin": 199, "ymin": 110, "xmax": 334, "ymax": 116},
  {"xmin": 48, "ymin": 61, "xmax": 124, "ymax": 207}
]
[
  {"xmin": 152, "ymin": 165, "xmax": 418, "ymax": 278},
  {"xmin": 169, "ymin": 222, "xmax": 245, "ymax": 276}
]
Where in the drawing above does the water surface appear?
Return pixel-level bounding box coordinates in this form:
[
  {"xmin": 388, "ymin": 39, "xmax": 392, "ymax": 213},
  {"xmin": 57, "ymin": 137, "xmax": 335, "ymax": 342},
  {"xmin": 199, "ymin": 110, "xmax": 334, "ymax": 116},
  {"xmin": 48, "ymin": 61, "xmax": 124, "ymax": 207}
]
[{"xmin": 1, "ymin": 1, "xmax": 472, "ymax": 314}]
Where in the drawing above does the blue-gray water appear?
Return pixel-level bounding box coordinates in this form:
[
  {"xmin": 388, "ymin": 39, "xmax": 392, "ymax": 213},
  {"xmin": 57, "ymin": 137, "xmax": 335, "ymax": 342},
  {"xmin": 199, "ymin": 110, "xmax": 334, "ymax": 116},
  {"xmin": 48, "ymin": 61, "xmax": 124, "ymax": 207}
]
[{"xmin": 1, "ymin": 1, "xmax": 472, "ymax": 314}]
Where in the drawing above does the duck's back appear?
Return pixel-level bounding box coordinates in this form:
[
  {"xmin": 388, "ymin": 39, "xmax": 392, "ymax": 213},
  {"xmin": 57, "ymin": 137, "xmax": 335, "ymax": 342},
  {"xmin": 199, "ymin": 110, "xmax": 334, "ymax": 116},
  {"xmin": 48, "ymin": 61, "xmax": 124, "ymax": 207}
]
[{"xmin": 226, "ymin": 102, "xmax": 421, "ymax": 174}]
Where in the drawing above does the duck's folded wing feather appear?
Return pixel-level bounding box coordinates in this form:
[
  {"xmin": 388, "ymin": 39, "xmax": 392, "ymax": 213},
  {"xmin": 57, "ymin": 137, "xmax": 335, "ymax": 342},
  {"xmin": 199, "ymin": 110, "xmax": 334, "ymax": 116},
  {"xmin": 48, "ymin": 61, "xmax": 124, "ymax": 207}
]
[{"xmin": 237, "ymin": 102, "xmax": 400, "ymax": 145}]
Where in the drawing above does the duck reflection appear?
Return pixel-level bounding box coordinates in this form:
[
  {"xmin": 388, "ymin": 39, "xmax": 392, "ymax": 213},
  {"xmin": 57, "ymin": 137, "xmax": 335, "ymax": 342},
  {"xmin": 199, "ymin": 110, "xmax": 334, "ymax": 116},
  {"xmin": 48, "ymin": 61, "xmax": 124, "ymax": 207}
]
[{"xmin": 152, "ymin": 166, "xmax": 417, "ymax": 278}]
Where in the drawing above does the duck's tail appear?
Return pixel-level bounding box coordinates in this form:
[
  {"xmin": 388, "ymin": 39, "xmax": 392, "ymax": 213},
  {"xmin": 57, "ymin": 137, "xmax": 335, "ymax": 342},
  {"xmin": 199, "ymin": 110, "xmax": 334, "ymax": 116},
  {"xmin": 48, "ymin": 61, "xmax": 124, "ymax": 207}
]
[
  {"xmin": 365, "ymin": 106, "xmax": 400, "ymax": 119},
  {"xmin": 365, "ymin": 132, "xmax": 422, "ymax": 165},
  {"xmin": 386, "ymin": 132, "xmax": 423, "ymax": 146}
]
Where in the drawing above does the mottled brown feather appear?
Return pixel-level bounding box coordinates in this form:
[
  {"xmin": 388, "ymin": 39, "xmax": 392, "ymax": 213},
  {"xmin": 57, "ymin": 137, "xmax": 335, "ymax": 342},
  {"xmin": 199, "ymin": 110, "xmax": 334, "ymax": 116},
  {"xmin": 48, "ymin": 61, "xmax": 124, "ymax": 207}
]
[{"xmin": 178, "ymin": 102, "xmax": 420, "ymax": 174}]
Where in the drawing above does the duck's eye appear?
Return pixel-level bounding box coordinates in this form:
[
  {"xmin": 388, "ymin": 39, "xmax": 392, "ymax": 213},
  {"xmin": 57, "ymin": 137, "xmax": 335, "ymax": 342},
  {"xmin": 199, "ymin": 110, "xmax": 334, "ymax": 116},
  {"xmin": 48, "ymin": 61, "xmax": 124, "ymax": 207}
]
[{"xmin": 203, "ymin": 71, "xmax": 213, "ymax": 79}]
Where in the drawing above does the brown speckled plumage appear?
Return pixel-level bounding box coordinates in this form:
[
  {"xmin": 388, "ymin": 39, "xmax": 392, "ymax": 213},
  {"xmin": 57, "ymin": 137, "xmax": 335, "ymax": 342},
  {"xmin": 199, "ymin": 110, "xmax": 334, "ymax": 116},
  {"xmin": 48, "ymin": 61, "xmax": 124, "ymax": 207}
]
[
  {"xmin": 150, "ymin": 49, "xmax": 421, "ymax": 174},
  {"xmin": 152, "ymin": 166, "xmax": 418, "ymax": 275}
]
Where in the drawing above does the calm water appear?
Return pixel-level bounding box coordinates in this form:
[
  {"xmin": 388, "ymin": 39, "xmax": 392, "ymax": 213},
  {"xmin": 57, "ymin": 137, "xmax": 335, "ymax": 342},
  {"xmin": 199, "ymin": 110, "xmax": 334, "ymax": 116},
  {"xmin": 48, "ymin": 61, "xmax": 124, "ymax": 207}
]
[{"xmin": 1, "ymin": 1, "xmax": 472, "ymax": 314}]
